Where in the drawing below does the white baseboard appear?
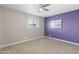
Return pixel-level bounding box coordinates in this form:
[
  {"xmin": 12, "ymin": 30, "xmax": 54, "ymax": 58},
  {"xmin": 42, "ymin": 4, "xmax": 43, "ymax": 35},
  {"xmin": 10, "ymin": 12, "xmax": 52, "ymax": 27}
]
[
  {"xmin": 0, "ymin": 36, "xmax": 44, "ymax": 49},
  {"xmin": 45, "ymin": 36, "xmax": 79, "ymax": 46},
  {"xmin": 1, "ymin": 36, "xmax": 78, "ymax": 50}
]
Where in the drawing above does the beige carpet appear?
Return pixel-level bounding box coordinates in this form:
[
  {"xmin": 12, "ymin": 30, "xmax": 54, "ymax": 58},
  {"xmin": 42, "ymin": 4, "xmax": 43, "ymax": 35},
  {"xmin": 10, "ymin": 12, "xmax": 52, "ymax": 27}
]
[{"xmin": 0, "ymin": 37, "xmax": 79, "ymax": 54}]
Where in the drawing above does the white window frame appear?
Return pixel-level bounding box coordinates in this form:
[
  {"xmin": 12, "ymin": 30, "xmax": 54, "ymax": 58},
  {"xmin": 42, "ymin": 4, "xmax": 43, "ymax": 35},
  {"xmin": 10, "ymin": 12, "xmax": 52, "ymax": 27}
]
[
  {"xmin": 27, "ymin": 15, "xmax": 39, "ymax": 28},
  {"xmin": 50, "ymin": 19, "xmax": 62, "ymax": 28}
]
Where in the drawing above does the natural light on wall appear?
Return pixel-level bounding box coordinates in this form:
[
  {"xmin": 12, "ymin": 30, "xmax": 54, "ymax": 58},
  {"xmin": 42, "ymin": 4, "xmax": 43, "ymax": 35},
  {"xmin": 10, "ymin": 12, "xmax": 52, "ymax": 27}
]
[{"xmin": 50, "ymin": 20, "xmax": 62, "ymax": 28}]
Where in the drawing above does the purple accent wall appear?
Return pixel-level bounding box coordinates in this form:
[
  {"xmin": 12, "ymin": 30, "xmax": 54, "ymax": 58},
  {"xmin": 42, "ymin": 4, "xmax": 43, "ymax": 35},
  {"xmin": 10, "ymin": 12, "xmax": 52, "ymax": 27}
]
[{"xmin": 45, "ymin": 10, "xmax": 79, "ymax": 43}]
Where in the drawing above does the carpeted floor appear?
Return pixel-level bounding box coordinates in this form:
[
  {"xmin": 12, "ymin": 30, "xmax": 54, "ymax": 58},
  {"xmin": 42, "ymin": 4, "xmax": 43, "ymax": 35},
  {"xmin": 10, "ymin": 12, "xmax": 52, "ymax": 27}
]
[{"xmin": 0, "ymin": 37, "xmax": 79, "ymax": 54}]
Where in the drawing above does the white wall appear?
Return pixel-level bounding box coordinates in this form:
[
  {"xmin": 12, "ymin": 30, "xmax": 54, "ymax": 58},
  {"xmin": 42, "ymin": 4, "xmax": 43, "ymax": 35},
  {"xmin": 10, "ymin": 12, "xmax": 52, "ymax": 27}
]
[
  {"xmin": 0, "ymin": 6, "xmax": 44, "ymax": 46},
  {"xmin": 0, "ymin": 7, "xmax": 4, "ymax": 46}
]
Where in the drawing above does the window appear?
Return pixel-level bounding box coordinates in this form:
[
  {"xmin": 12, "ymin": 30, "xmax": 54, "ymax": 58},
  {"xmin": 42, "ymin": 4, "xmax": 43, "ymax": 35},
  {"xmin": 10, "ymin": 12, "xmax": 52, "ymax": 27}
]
[
  {"xmin": 50, "ymin": 20, "xmax": 62, "ymax": 28},
  {"xmin": 27, "ymin": 15, "xmax": 39, "ymax": 28}
]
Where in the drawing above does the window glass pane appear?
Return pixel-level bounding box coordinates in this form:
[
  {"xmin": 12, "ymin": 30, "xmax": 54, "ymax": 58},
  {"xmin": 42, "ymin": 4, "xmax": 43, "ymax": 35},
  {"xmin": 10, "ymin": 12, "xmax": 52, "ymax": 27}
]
[
  {"xmin": 27, "ymin": 15, "xmax": 34, "ymax": 28},
  {"xmin": 50, "ymin": 20, "xmax": 62, "ymax": 28},
  {"xmin": 34, "ymin": 19, "xmax": 39, "ymax": 28},
  {"xmin": 27, "ymin": 15, "xmax": 39, "ymax": 28}
]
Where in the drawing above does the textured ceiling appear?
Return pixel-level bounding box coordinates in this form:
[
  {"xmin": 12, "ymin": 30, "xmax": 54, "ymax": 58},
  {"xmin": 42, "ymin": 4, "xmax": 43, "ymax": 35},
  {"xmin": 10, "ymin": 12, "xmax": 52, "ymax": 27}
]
[{"xmin": 1, "ymin": 4, "xmax": 79, "ymax": 17}]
